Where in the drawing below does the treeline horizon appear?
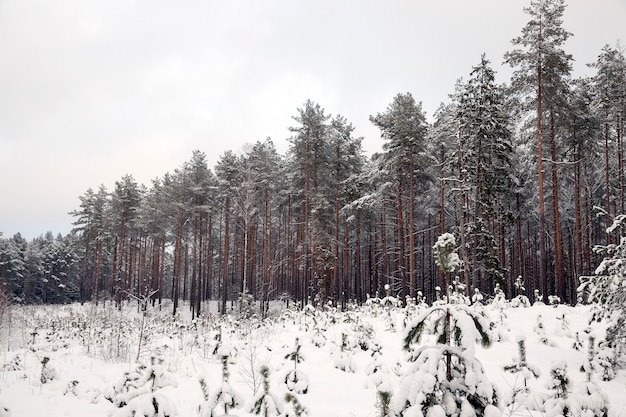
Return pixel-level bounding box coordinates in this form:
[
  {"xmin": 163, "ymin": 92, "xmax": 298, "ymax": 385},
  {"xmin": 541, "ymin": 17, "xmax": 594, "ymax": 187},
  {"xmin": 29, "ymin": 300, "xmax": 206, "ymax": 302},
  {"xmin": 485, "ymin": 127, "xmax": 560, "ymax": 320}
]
[{"xmin": 1, "ymin": 0, "xmax": 624, "ymax": 316}]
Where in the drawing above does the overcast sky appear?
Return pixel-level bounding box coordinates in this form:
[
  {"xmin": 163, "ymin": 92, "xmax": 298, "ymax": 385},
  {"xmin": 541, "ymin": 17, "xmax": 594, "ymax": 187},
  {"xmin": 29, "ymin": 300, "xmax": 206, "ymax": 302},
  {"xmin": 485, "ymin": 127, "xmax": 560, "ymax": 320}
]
[{"xmin": 1, "ymin": 0, "xmax": 625, "ymax": 240}]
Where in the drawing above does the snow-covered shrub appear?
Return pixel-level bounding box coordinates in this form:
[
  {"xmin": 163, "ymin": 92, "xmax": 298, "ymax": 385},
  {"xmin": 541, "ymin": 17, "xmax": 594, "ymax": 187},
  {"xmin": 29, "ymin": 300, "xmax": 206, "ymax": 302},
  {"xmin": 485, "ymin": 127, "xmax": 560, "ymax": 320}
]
[
  {"xmin": 351, "ymin": 320, "xmax": 375, "ymax": 351},
  {"xmin": 471, "ymin": 288, "xmax": 484, "ymax": 305},
  {"xmin": 365, "ymin": 342, "xmax": 388, "ymax": 389},
  {"xmin": 548, "ymin": 295, "xmax": 561, "ymax": 306},
  {"xmin": 238, "ymin": 290, "xmax": 256, "ymax": 320}
]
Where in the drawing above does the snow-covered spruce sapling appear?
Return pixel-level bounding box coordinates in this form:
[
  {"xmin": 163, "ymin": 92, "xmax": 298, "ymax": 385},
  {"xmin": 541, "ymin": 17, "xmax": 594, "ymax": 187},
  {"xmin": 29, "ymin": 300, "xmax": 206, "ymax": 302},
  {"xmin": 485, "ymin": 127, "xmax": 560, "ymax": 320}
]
[
  {"xmin": 365, "ymin": 342, "xmax": 388, "ymax": 389},
  {"xmin": 502, "ymin": 334, "xmax": 540, "ymax": 412},
  {"xmin": 332, "ymin": 332, "xmax": 355, "ymax": 373},
  {"xmin": 533, "ymin": 314, "xmax": 555, "ymax": 346},
  {"xmin": 543, "ymin": 361, "xmax": 572, "ymax": 417},
  {"xmin": 281, "ymin": 392, "xmax": 308, "ymax": 417},
  {"xmin": 107, "ymin": 352, "xmax": 178, "ymax": 417},
  {"xmin": 580, "ymin": 335, "xmax": 615, "ymax": 381},
  {"xmin": 510, "ymin": 276, "xmax": 530, "ymax": 308},
  {"xmin": 283, "ymin": 338, "xmax": 308, "ymax": 394},
  {"xmin": 40, "ymin": 356, "xmax": 56, "ymax": 384},
  {"xmin": 576, "ymin": 335, "xmax": 610, "ymax": 417},
  {"xmin": 471, "ymin": 288, "xmax": 484, "ymax": 305},
  {"xmin": 433, "ymin": 233, "xmax": 462, "ymax": 302},
  {"xmin": 398, "ymin": 303, "xmax": 501, "ymax": 417},
  {"xmin": 375, "ymin": 383, "xmax": 396, "ymax": 417},
  {"xmin": 206, "ymin": 345, "xmax": 244, "ymax": 417},
  {"xmin": 491, "ymin": 283, "xmax": 506, "ymax": 307},
  {"xmin": 249, "ymin": 365, "xmax": 282, "ymax": 417}
]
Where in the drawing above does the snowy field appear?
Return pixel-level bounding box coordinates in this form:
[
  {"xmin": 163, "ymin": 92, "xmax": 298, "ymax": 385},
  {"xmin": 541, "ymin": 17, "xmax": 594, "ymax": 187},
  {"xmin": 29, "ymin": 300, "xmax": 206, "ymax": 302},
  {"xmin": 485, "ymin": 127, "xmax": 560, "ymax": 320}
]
[{"xmin": 0, "ymin": 298, "xmax": 624, "ymax": 417}]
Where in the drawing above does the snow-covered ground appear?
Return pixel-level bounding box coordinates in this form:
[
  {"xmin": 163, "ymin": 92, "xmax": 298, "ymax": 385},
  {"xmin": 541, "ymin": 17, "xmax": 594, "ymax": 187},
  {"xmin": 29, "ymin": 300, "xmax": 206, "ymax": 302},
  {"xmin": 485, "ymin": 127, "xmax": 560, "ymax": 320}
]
[{"xmin": 0, "ymin": 299, "xmax": 623, "ymax": 416}]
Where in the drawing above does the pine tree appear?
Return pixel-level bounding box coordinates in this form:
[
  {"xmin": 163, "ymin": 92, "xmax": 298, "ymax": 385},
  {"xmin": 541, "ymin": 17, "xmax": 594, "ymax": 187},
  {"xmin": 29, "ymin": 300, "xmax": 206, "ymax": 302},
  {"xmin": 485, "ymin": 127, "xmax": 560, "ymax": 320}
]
[
  {"xmin": 456, "ymin": 54, "xmax": 513, "ymax": 295},
  {"xmin": 370, "ymin": 93, "xmax": 429, "ymax": 301},
  {"xmin": 505, "ymin": 0, "xmax": 574, "ymax": 302}
]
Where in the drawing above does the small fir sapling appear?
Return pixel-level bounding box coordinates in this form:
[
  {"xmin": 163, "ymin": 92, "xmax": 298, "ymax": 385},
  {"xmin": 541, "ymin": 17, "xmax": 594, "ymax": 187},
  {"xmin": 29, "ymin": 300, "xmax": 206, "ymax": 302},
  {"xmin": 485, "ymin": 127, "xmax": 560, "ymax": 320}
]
[
  {"xmin": 198, "ymin": 374, "xmax": 211, "ymax": 417},
  {"xmin": 381, "ymin": 284, "xmax": 400, "ymax": 331},
  {"xmin": 64, "ymin": 380, "xmax": 79, "ymax": 397},
  {"xmin": 555, "ymin": 313, "xmax": 571, "ymax": 337},
  {"xmin": 3, "ymin": 354, "xmax": 23, "ymax": 371},
  {"xmin": 249, "ymin": 366, "xmax": 282, "ymax": 417},
  {"xmin": 283, "ymin": 338, "xmax": 309, "ymax": 395},
  {"xmin": 571, "ymin": 332, "xmax": 583, "ymax": 351},
  {"xmin": 533, "ymin": 314, "xmax": 555, "ymax": 346},
  {"xmin": 365, "ymin": 342, "xmax": 388, "ymax": 389},
  {"xmin": 40, "ymin": 356, "xmax": 56, "ymax": 384},
  {"xmin": 375, "ymin": 382, "xmax": 396, "ymax": 417},
  {"xmin": 309, "ymin": 317, "xmax": 326, "ymax": 348},
  {"xmin": 491, "ymin": 283, "xmax": 506, "ymax": 307},
  {"xmin": 577, "ymin": 335, "xmax": 610, "ymax": 417},
  {"xmin": 533, "ymin": 289, "xmax": 543, "ymax": 305},
  {"xmin": 107, "ymin": 352, "xmax": 178, "ymax": 417},
  {"xmin": 399, "ymin": 237, "xmax": 501, "ymax": 417},
  {"xmin": 449, "ymin": 276, "xmax": 469, "ymax": 305},
  {"xmin": 548, "ymin": 295, "xmax": 561, "ymax": 306},
  {"xmin": 510, "ymin": 276, "xmax": 530, "ymax": 308},
  {"xmin": 434, "ymin": 286, "xmax": 444, "ymax": 305},
  {"xmin": 543, "ymin": 361, "xmax": 572, "ymax": 417},
  {"xmin": 581, "ymin": 334, "xmax": 615, "ymax": 381},
  {"xmin": 471, "ymin": 288, "xmax": 484, "ymax": 305},
  {"xmin": 205, "ymin": 345, "xmax": 244, "ymax": 417},
  {"xmin": 332, "ymin": 332, "xmax": 355, "ymax": 373},
  {"xmin": 281, "ymin": 392, "xmax": 308, "ymax": 417},
  {"xmin": 502, "ymin": 333, "xmax": 540, "ymax": 411}
]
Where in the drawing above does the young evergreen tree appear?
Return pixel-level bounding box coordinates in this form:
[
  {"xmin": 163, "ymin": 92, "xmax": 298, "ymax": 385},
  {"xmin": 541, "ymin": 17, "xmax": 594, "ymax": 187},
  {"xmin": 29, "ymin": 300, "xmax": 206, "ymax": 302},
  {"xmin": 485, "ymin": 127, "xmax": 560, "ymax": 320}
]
[
  {"xmin": 397, "ymin": 234, "xmax": 500, "ymax": 417},
  {"xmin": 579, "ymin": 213, "xmax": 626, "ymax": 370}
]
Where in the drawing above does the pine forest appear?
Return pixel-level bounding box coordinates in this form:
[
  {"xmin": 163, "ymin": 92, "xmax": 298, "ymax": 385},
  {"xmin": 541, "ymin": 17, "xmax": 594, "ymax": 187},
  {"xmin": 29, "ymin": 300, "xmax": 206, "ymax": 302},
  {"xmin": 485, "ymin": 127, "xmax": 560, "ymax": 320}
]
[{"xmin": 1, "ymin": 0, "xmax": 626, "ymax": 318}]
